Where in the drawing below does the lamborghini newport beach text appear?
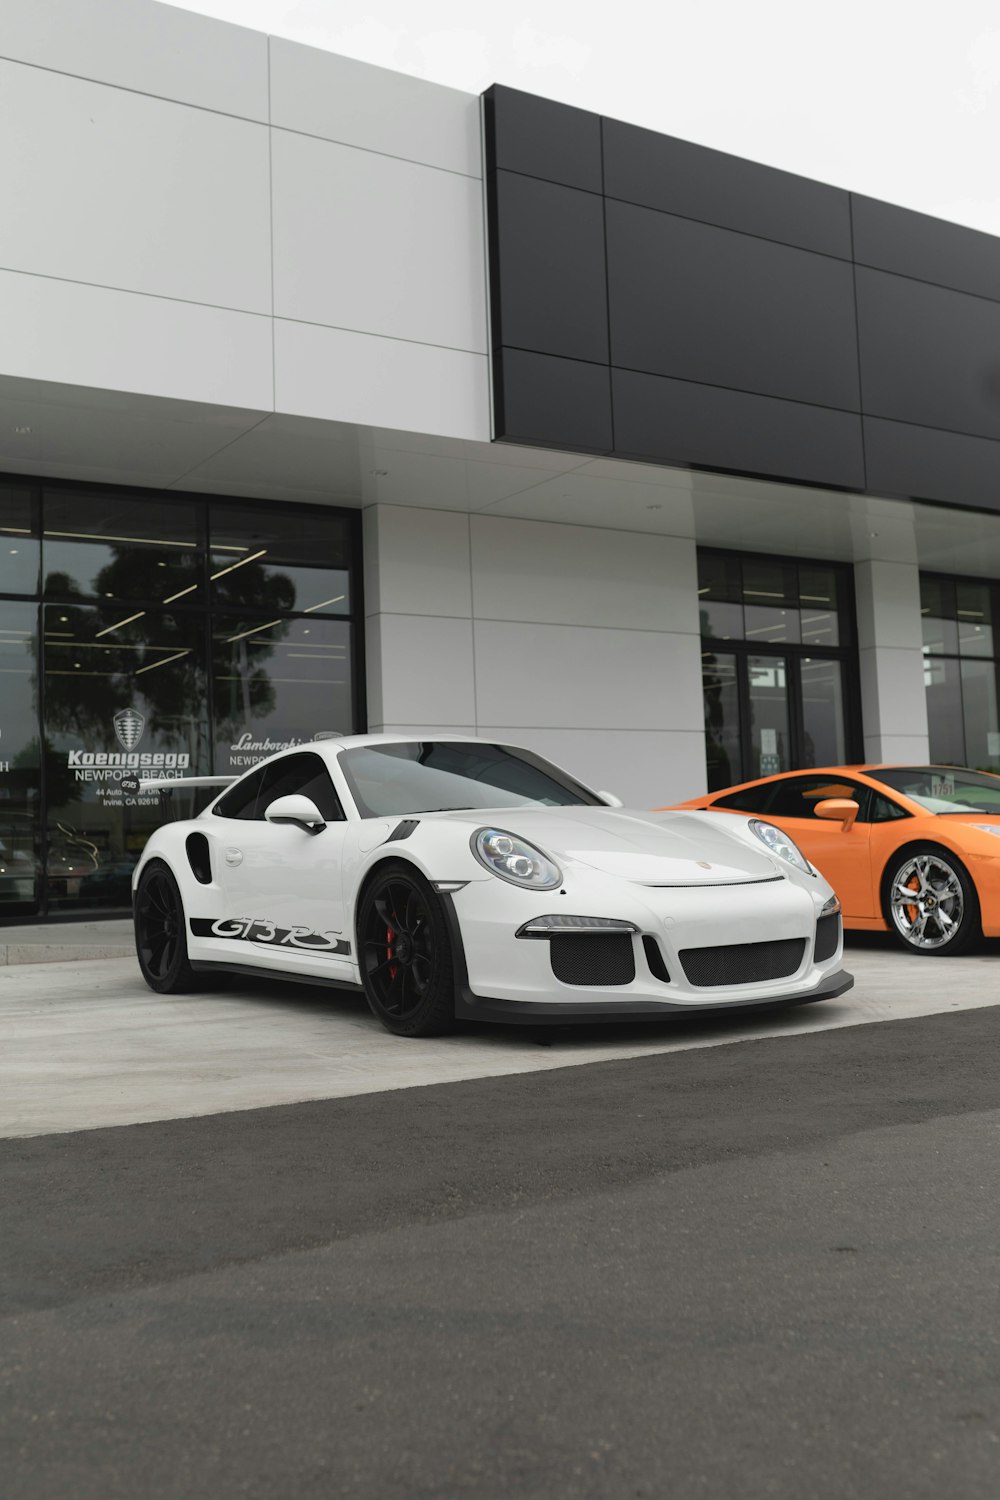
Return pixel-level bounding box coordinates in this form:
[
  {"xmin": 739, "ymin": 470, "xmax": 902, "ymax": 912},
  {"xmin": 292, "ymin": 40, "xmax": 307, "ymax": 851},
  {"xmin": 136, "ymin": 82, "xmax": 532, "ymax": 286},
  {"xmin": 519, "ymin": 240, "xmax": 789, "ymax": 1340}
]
[{"xmin": 132, "ymin": 736, "xmax": 852, "ymax": 1036}]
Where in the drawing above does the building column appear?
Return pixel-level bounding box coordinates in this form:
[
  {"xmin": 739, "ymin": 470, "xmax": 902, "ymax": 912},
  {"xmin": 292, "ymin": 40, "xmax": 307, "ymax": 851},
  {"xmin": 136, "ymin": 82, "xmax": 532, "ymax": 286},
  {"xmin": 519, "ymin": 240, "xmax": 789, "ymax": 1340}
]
[{"xmin": 854, "ymin": 559, "xmax": 929, "ymax": 763}]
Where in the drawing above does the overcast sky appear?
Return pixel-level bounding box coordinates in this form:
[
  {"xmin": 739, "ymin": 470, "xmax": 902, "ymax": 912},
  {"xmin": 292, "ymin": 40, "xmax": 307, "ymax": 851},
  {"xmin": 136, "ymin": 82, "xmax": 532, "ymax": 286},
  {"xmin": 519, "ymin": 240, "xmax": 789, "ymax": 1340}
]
[{"xmin": 166, "ymin": 0, "xmax": 1000, "ymax": 236}]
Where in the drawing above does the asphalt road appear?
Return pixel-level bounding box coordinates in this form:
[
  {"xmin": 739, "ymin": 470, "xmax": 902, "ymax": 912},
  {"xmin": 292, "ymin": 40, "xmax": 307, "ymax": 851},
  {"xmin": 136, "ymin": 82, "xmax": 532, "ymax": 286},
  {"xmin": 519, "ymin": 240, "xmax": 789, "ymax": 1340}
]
[{"xmin": 3, "ymin": 1008, "xmax": 1000, "ymax": 1498}]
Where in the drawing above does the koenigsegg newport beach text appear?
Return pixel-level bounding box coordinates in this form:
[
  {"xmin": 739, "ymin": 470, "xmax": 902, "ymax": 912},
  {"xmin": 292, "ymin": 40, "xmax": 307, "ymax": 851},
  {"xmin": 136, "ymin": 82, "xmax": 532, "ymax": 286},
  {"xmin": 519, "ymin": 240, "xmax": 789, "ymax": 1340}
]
[{"xmin": 133, "ymin": 736, "xmax": 852, "ymax": 1036}]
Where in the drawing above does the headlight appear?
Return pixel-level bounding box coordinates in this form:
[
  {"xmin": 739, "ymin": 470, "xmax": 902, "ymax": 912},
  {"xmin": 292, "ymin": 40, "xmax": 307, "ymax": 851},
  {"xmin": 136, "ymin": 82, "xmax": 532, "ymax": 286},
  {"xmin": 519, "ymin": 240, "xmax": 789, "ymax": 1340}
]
[
  {"xmin": 749, "ymin": 819, "xmax": 814, "ymax": 876},
  {"xmin": 472, "ymin": 827, "xmax": 562, "ymax": 890},
  {"xmin": 970, "ymin": 823, "xmax": 1000, "ymax": 839}
]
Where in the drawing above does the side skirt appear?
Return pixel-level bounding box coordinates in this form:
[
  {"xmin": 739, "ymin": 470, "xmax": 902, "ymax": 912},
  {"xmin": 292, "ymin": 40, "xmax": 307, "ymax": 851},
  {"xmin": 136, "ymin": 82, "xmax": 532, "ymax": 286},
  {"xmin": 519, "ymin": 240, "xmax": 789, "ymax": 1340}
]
[{"xmin": 189, "ymin": 959, "xmax": 364, "ymax": 993}]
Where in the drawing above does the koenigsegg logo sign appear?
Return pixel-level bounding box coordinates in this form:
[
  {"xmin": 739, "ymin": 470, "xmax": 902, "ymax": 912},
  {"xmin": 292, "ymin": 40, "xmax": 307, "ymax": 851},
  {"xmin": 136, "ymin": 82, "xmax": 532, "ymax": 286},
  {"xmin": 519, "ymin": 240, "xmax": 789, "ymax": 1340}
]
[
  {"xmin": 67, "ymin": 706, "xmax": 190, "ymax": 785},
  {"xmin": 114, "ymin": 708, "xmax": 146, "ymax": 751},
  {"xmin": 190, "ymin": 916, "xmax": 350, "ymax": 956}
]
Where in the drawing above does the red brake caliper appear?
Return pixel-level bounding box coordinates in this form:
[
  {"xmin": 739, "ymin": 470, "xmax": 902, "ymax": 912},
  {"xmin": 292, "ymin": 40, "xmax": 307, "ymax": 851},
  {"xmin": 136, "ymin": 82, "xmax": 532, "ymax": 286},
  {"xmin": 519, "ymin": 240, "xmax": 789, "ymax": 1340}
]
[{"xmin": 387, "ymin": 925, "xmax": 397, "ymax": 980}]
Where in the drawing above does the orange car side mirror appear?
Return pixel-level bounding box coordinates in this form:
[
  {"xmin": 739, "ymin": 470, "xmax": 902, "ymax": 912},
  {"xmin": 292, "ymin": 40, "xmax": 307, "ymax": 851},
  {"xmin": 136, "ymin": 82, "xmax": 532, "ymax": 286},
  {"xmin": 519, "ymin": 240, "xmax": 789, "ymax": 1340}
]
[{"xmin": 814, "ymin": 798, "xmax": 859, "ymax": 830}]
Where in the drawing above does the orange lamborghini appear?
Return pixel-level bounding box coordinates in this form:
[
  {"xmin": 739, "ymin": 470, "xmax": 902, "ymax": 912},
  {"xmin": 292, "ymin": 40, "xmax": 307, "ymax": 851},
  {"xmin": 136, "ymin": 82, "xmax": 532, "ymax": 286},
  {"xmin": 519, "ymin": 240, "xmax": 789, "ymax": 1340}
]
[{"xmin": 668, "ymin": 765, "xmax": 1000, "ymax": 955}]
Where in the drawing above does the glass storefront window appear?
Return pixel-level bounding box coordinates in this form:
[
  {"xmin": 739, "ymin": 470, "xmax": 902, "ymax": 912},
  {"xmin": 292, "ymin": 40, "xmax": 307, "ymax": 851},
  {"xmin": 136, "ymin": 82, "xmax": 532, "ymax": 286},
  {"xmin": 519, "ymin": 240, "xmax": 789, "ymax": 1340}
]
[
  {"xmin": 699, "ymin": 550, "xmax": 855, "ymax": 789},
  {"xmin": 212, "ymin": 616, "xmax": 354, "ymax": 776},
  {"xmin": 43, "ymin": 605, "xmax": 210, "ymax": 911},
  {"xmin": 0, "ymin": 602, "xmax": 40, "ymax": 913},
  {"xmin": 209, "ymin": 503, "xmax": 352, "ymax": 617},
  {"xmin": 0, "ymin": 487, "xmax": 40, "ymax": 596},
  {"xmin": 0, "ymin": 481, "xmax": 362, "ymax": 919},
  {"xmin": 800, "ymin": 658, "xmax": 846, "ymax": 767},
  {"xmin": 43, "ymin": 491, "xmax": 203, "ymax": 605},
  {"xmin": 748, "ymin": 655, "xmax": 791, "ymax": 777},
  {"xmin": 921, "ymin": 573, "xmax": 1000, "ymax": 770},
  {"xmin": 702, "ymin": 651, "xmax": 741, "ymax": 790}
]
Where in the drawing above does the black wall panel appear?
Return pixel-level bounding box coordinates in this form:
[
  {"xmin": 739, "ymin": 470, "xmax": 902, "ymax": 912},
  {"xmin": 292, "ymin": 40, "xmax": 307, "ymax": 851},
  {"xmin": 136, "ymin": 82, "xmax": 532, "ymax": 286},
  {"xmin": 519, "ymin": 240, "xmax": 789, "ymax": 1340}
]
[
  {"xmin": 606, "ymin": 199, "xmax": 860, "ymax": 410},
  {"xmin": 613, "ymin": 369, "xmax": 865, "ymax": 490},
  {"xmin": 493, "ymin": 349, "xmax": 613, "ymax": 454},
  {"xmin": 852, "ymin": 194, "xmax": 1000, "ymax": 303},
  {"xmin": 864, "ymin": 418, "xmax": 1000, "ymax": 511},
  {"xmin": 856, "ymin": 267, "xmax": 1000, "ymax": 442},
  {"xmin": 484, "ymin": 84, "xmax": 602, "ymax": 192},
  {"xmin": 488, "ymin": 171, "xmax": 609, "ymax": 364},
  {"xmin": 483, "ymin": 83, "xmax": 1000, "ymax": 514},
  {"xmin": 603, "ymin": 117, "xmax": 853, "ymax": 259}
]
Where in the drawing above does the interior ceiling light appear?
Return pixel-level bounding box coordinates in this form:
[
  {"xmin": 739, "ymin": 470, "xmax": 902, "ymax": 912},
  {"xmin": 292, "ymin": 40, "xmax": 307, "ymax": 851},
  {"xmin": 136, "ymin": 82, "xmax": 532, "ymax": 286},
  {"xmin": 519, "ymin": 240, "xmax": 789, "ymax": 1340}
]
[
  {"xmin": 302, "ymin": 594, "xmax": 346, "ymax": 613},
  {"xmin": 161, "ymin": 584, "xmax": 198, "ymax": 605},
  {"xmin": 95, "ymin": 610, "xmax": 146, "ymax": 639},
  {"xmin": 134, "ymin": 648, "xmax": 190, "ymax": 676},
  {"xmin": 44, "ymin": 530, "xmax": 191, "ymax": 548},
  {"xmin": 225, "ymin": 618, "xmax": 281, "ymax": 644},
  {"xmin": 209, "ymin": 547, "xmax": 268, "ymax": 582},
  {"xmin": 14, "ymin": 426, "xmax": 31, "ymax": 434}
]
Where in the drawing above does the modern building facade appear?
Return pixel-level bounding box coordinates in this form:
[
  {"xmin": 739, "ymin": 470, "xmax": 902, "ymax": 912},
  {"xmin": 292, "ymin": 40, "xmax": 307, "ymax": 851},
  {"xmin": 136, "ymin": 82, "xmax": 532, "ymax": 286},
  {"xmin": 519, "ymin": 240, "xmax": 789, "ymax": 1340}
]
[{"xmin": 3, "ymin": 0, "xmax": 1000, "ymax": 919}]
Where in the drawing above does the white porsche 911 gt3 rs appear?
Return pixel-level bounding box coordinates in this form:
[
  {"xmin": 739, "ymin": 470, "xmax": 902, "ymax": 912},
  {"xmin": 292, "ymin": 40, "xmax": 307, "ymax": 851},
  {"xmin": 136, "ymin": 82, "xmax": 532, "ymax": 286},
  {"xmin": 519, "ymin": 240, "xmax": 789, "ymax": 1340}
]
[{"xmin": 132, "ymin": 735, "xmax": 852, "ymax": 1036}]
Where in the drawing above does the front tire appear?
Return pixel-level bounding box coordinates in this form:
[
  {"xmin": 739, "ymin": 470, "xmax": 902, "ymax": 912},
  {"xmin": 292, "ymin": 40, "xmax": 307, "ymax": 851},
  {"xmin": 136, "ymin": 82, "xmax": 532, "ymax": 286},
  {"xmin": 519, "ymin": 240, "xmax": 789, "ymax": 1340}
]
[
  {"xmin": 134, "ymin": 859, "xmax": 198, "ymax": 993},
  {"xmin": 357, "ymin": 863, "xmax": 456, "ymax": 1036},
  {"xmin": 882, "ymin": 844, "xmax": 980, "ymax": 955}
]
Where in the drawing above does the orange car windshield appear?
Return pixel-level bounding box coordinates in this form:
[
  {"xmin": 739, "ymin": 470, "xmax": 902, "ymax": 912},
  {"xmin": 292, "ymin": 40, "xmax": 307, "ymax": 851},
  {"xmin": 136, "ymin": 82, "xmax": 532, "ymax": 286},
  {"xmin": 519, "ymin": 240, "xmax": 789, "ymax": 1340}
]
[{"xmin": 869, "ymin": 766, "xmax": 1000, "ymax": 814}]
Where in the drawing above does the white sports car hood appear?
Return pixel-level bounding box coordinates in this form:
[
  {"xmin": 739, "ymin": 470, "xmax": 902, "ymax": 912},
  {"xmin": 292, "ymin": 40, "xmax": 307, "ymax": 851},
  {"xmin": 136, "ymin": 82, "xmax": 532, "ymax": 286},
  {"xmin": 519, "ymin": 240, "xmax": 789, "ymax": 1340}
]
[{"xmin": 435, "ymin": 807, "xmax": 779, "ymax": 886}]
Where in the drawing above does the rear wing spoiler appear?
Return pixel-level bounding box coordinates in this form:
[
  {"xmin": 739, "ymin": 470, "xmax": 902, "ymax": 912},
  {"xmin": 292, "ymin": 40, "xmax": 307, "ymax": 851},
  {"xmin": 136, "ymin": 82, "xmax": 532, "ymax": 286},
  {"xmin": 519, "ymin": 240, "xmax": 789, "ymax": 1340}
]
[{"xmin": 137, "ymin": 775, "xmax": 236, "ymax": 793}]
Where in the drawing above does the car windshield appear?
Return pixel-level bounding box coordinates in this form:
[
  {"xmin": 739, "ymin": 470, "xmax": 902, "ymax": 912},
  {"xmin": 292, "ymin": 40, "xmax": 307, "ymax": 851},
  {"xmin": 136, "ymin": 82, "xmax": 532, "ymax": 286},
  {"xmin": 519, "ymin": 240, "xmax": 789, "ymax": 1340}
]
[
  {"xmin": 868, "ymin": 766, "xmax": 1000, "ymax": 814},
  {"xmin": 338, "ymin": 741, "xmax": 603, "ymax": 818}
]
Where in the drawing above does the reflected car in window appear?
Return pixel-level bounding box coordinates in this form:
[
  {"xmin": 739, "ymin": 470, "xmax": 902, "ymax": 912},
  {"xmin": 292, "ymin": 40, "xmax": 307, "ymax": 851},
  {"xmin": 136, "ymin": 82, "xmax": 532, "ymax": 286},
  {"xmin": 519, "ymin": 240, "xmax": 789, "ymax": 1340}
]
[
  {"xmin": 667, "ymin": 765, "xmax": 1000, "ymax": 955},
  {"xmin": 128, "ymin": 735, "xmax": 851, "ymax": 1037}
]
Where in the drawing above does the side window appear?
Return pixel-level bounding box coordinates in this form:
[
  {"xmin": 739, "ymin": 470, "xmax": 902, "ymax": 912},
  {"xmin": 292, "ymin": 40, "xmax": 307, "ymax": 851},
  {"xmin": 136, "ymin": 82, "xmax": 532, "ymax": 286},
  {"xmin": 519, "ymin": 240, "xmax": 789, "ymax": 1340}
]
[
  {"xmin": 257, "ymin": 752, "xmax": 344, "ymax": 822},
  {"xmin": 766, "ymin": 777, "xmax": 867, "ymax": 820},
  {"xmin": 712, "ymin": 785, "xmax": 776, "ymax": 813},
  {"xmin": 870, "ymin": 792, "xmax": 910, "ymax": 822},
  {"xmin": 213, "ymin": 767, "xmax": 266, "ymax": 821}
]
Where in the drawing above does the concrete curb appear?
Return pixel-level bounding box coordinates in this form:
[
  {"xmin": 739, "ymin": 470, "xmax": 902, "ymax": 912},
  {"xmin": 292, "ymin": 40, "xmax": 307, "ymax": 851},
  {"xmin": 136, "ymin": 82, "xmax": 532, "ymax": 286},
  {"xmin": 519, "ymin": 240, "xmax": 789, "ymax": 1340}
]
[{"xmin": 0, "ymin": 945, "xmax": 135, "ymax": 967}]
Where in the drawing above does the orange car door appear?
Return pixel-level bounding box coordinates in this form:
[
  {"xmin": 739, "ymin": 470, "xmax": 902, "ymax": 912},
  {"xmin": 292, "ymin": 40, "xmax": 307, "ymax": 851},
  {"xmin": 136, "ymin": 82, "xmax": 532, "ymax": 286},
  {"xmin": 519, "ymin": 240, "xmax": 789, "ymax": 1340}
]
[{"xmin": 764, "ymin": 777, "xmax": 875, "ymax": 919}]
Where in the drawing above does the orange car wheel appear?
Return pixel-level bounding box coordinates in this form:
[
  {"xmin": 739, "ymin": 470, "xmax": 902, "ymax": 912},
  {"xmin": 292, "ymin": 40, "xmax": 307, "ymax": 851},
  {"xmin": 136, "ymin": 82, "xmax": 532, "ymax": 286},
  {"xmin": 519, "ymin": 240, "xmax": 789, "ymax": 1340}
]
[{"xmin": 881, "ymin": 844, "xmax": 980, "ymax": 956}]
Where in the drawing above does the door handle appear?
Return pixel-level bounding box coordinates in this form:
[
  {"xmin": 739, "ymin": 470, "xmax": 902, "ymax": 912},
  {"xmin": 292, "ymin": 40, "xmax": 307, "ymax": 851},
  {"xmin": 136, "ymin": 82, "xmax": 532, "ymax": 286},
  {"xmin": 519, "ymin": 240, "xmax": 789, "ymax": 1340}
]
[{"xmin": 224, "ymin": 848, "xmax": 243, "ymax": 867}]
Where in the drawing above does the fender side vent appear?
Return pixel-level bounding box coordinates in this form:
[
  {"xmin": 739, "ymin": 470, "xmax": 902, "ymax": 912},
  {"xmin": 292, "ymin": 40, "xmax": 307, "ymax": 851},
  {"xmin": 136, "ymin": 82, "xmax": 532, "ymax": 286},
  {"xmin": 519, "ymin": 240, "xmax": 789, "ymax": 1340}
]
[
  {"xmin": 387, "ymin": 819, "xmax": 419, "ymax": 842},
  {"xmin": 185, "ymin": 832, "xmax": 212, "ymax": 885},
  {"xmin": 642, "ymin": 935, "xmax": 671, "ymax": 983}
]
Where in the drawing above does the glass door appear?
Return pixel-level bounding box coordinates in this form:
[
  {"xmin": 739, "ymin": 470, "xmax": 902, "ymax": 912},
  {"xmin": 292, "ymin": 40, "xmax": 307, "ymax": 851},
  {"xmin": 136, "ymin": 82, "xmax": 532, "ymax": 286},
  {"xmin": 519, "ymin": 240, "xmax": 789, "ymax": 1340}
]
[{"xmin": 748, "ymin": 654, "xmax": 791, "ymax": 779}]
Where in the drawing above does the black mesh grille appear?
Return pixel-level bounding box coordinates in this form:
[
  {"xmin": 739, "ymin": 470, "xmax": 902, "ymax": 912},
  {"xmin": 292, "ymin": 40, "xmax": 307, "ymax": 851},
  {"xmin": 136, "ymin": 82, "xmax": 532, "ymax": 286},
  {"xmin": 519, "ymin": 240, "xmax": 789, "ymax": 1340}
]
[
  {"xmin": 814, "ymin": 913, "xmax": 841, "ymax": 962},
  {"xmin": 550, "ymin": 934, "xmax": 635, "ymax": 986},
  {"xmin": 642, "ymin": 935, "xmax": 671, "ymax": 983},
  {"xmin": 680, "ymin": 938, "xmax": 806, "ymax": 988}
]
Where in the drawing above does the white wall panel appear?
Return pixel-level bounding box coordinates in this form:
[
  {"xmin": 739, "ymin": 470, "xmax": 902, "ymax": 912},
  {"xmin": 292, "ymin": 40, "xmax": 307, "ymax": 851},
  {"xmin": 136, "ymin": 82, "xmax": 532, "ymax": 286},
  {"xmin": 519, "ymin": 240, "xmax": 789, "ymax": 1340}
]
[
  {"xmin": 271, "ymin": 130, "xmax": 487, "ymax": 352},
  {"xmin": 855, "ymin": 559, "xmax": 923, "ymax": 651},
  {"xmin": 472, "ymin": 621, "xmax": 703, "ymax": 731},
  {"xmin": 471, "ymin": 516, "xmax": 698, "ymax": 631},
  {"xmin": 274, "ymin": 321, "xmax": 490, "ymax": 441},
  {"xmin": 367, "ymin": 615, "xmax": 476, "ymax": 727},
  {"xmin": 269, "ymin": 39, "xmax": 480, "ymax": 177},
  {"xmin": 365, "ymin": 507, "xmax": 472, "ymax": 618},
  {"xmin": 0, "ymin": 61, "xmax": 271, "ymax": 312},
  {"xmin": 858, "ymin": 645, "xmax": 930, "ymax": 741},
  {"xmin": 0, "ymin": 270, "xmax": 273, "ymax": 410},
  {"xmin": 0, "ymin": 0, "xmax": 268, "ymax": 120},
  {"xmin": 476, "ymin": 727, "xmax": 707, "ymax": 806}
]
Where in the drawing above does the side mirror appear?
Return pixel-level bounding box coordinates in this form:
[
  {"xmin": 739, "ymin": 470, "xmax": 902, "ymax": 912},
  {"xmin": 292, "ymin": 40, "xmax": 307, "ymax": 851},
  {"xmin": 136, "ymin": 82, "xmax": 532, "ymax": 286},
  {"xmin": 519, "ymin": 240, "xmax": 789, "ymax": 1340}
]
[
  {"xmin": 264, "ymin": 794, "xmax": 326, "ymax": 834},
  {"xmin": 814, "ymin": 798, "xmax": 859, "ymax": 831},
  {"xmin": 598, "ymin": 790, "xmax": 624, "ymax": 808}
]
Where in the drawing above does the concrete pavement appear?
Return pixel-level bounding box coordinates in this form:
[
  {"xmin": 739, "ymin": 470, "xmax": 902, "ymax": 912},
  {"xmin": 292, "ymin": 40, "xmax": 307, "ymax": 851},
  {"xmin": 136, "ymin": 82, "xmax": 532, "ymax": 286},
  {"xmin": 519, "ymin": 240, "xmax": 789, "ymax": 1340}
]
[{"xmin": 2, "ymin": 935, "xmax": 999, "ymax": 1137}]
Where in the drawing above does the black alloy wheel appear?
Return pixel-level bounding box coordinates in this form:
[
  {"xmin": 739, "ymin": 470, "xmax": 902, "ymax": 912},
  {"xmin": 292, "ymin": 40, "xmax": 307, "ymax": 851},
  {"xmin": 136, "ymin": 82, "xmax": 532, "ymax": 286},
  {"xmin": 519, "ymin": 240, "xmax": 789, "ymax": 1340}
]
[
  {"xmin": 358, "ymin": 863, "xmax": 456, "ymax": 1036},
  {"xmin": 882, "ymin": 843, "xmax": 980, "ymax": 956},
  {"xmin": 134, "ymin": 859, "xmax": 198, "ymax": 993}
]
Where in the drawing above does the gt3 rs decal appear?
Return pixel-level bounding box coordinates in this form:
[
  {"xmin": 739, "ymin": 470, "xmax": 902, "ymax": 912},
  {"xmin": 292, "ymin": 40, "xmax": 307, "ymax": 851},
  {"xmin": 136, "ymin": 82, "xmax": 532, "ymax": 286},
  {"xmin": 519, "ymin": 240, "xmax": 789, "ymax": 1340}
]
[{"xmin": 189, "ymin": 917, "xmax": 350, "ymax": 957}]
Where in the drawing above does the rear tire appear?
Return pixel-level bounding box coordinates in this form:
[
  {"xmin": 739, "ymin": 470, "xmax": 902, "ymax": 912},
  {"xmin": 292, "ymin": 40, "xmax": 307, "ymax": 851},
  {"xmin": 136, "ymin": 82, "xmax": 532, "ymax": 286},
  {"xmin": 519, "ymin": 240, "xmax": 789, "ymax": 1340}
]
[
  {"xmin": 134, "ymin": 859, "xmax": 198, "ymax": 993},
  {"xmin": 357, "ymin": 862, "xmax": 456, "ymax": 1037},
  {"xmin": 881, "ymin": 844, "xmax": 980, "ymax": 956}
]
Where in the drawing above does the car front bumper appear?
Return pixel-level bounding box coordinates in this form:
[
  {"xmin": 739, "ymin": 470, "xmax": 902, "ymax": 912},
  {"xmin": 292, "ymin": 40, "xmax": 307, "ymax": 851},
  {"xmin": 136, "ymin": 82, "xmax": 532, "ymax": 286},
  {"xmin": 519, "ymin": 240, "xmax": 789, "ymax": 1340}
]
[{"xmin": 444, "ymin": 871, "xmax": 851, "ymax": 1025}]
